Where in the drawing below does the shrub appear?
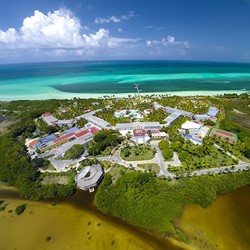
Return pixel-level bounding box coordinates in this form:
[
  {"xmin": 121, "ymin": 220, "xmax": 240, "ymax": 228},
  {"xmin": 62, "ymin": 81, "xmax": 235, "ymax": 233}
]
[{"xmin": 15, "ymin": 204, "xmax": 26, "ymax": 215}]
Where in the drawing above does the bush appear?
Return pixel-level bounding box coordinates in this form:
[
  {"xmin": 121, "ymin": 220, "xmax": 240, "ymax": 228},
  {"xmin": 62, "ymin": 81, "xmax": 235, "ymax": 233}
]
[
  {"xmin": 15, "ymin": 204, "xmax": 26, "ymax": 215},
  {"xmin": 63, "ymin": 144, "xmax": 85, "ymax": 160},
  {"xmin": 162, "ymin": 148, "xmax": 173, "ymax": 160}
]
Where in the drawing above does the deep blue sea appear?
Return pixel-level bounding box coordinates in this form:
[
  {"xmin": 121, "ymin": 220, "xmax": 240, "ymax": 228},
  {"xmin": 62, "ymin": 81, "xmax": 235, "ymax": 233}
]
[{"xmin": 0, "ymin": 60, "xmax": 249, "ymax": 100}]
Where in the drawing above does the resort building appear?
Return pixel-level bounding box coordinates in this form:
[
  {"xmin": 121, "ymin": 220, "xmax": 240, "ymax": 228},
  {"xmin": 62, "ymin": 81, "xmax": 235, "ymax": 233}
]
[
  {"xmin": 153, "ymin": 102, "xmax": 164, "ymax": 110},
  {"xmin": 131, "ymin": 128, "xmax": 150, "ymax": 144},
  {"xmin": 194, "ymin": 114, "xmax": 211, "ymax": 121},
  {"xmin": 153, "ymin": 102, "xmax": 193, "ymax": 117},
  {"xmin": 194, "ymin": 106, "xmax": 220, "ymax": 122},
  {"xmin": 75, "ymin": 165, "xmax": 104, "ymax": 192},
  {"xmin": 163, "ymin": 112, "xmax": 182, "ymax": 126},
  {"xmin": 209, "ymin": 128, "xmax": 238, "ymax": 144},
  {"xmin": 207, "ymin": 107, "xmax": 220, "ymax": 117},
  {"xmin": 37, "ymin": 126, "xmax": 100, "ymax": 152},
  {"xmin": 84, "ymin": 115, "xmax": 111, "ymax": 129},
  {"xmin": 164, "ymin": 106, "xmax": 193, "ymax": 118},
  {"xmin": 181, "ymin": 121, "xmax": 203, "ymax": 136},
  {"xmin": 76, "ymin": 110, "xmax": 111, "ymax": 129},
  {"xmin": 116, "ymin": 122, "xmax": 161, "ymax": 144},
  {"xmin": 41, "ymin": 112, "xmax": 74, "ymax": 127},
  {"xmin": 183, "ymin": 134, "xmax": 203, "ymax": 145},
  {"xmin": 144, "ymin": 109, "xmax": 153, "ymax": 115},
  {"xmin": 116, "ymin": 122, "xmax": 161, "ymax": 132}
]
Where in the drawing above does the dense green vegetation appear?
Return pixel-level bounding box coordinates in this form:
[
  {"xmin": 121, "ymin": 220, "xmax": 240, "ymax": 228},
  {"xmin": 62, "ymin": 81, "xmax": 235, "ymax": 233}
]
[
  {"xmin": 120, "ymin": 144, "xmax": 156, "ymax": 161},
  {"xmin": 210, "ymin": 94, "xmax": 250, "ymax": 160},
  {"xmin": 63, "ymin": 144, "xmax": 85, "ymax": 160},
  {"xmin": 137, "ymin": 163, "xmax": 160, "ymax": 174},
  {"xmin": 96, "ymin": 108, "xmax": 131, "ymax": 126},
  {"xmin": 95, "ymin": 170, "xmax": 250, "ymax": 240},
  {"xmin": 0, "ymin": 99, "xmax": 83, "ymax": 200},
  {"xmin": 142, "ymin": 108, "xmax": 167, "ymax": 123},
  {"xmin": 155, "ymin": 95, "xmax": 209, "ymax": 114},
  {"xmin": 161, "ymin": 116, "xmax": 237, "ymax": 173},
  {"xmin": 88, "ymin": 130, "xmax": 123, "ymax": 156},
  {"xmin": 158, "ymin": 140, "xmax": 174, "ymax": 160}
]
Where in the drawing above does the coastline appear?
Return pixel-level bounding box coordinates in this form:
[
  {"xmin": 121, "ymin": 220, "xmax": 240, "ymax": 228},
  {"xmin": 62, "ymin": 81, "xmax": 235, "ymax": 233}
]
[
  {"xmin": 0, "ymin": 89, "xmax": 247, "ymax": 101},
  {"xmin": 0, "ymin": 184, "xmax": 189, "ymax": 250}
]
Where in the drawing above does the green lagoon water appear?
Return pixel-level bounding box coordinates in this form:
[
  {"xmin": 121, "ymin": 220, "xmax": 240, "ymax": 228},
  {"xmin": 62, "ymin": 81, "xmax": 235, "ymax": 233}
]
[{"xmin": 0, "ymin": 60, "xmax": 250, "ymax": 100}]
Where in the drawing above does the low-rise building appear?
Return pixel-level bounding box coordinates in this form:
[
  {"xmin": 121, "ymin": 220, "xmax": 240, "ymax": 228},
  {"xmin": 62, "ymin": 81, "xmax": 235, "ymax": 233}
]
[
  {"xmin": 116, "ymin": 122, "xmax": 161, "ymax": 131},
  {"xmin": 194, "ymin": 106, "xmax": 219, "ymax": 122},
  {"xmin": 194, "ymin": 114, "xmax": 211, "ymax": 121},
  {"xmin": 38, "ymin": 126, "xmax": 100, "ymax": 152},
  {"xmin": 131, "ymin": 128, "xmax": 150, "ymax": 144},
  {"xmin": 75, "ymin": 165, "xmax": 104, "ymax": 192},
  {"xmin": 41, "ymin": 112, "xmax": 74, "ymax": 127},
  {"xmin": 164, "ymin": 106, "xmax": 193, "ymax": 118},
  {"xmin": 184, "ymin": 134, "xmax": 203, "ymax": 145},
  {"xmin": 84, "ymin": 115, "xmax": 111, "ymax": 129},
  {"xmin": 208, "ymin": 107, "xmax": 219, "ymax": 117},
  {"xmin": 164, "ymin": 112, "xmax": 182, "ymax": 126}
]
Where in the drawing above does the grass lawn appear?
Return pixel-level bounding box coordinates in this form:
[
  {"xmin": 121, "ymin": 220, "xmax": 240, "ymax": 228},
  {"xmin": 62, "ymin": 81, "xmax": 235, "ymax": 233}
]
[
  {"xmin": 137, "ymin": 163, "xmax": 160, "ymax": 174},
  {"xmin": 41, "ymin": 175, "xmax": 69, "ymax": 185},
  {"xmin": 107, "ymin": 164, "xmax": 133, "ymax": 183},
  {"xmin": 40, "ymin": 163, "xmax": 56, "ymax": 171},
  {"xmin": 120, "ymin": 145, "xmax": 155, "ymax": 161}
]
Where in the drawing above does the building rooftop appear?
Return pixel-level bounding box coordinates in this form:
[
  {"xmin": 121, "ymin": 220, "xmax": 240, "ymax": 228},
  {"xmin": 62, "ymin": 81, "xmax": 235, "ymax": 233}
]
[
  {"xmin": 75, "ymin": 165, "xmax": 104, "ymax": 191},
  {"xmin": 184, "ymin": 134, "xmax": 203, "ymax": 145},
  {"xmin": 85, "ymin": 115, "xmax": 110, "ymax": 129},
  {"xmin": 208, "ymin": 107, "xmax": 219, "ymax": 117},
  {"xmin": 181, "ymin": 121, "xmax": 202, "ymax": 130},
  {"xmin": 164, "ymin": 106, "xmax": 193, "ymax": 117},
  {"xmin": 194, "ymin": 114, "xmax": 211, "ymax": 120},
  {"xmin": 133, "ymin": 129, "xmax": 147, "ymax": 137},
  {"xmin": 116, "ymin": 122, "xmax": 160, "ymax": 130},
  {"xmin": 38, "ymin": 134, "xmax": 57, "ymax": 145},
  {"xmin": 57, "ymin": 119, "xmax": 74, "ymax": 125},
  {"xmin": 65, "ymin": 127, "xmax": 79, "ymax": 134},
  {"xmin": 164, "ymin": 112, "xmax": 182, "ymax": 124}
]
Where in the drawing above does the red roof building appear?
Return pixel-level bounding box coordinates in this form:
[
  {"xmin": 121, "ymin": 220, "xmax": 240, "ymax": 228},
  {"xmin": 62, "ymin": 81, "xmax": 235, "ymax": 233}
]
[
  {"xmin": 42, "ymin": 112, "xmax": 53, "ymax": 117},
  {"xmin": 133, "ymin": 129, "xmax": 147, "ymax": 137}
]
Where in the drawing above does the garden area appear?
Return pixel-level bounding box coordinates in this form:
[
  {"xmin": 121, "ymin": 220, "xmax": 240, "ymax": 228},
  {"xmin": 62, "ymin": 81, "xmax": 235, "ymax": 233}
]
[
  {"xmin": 120, "ymin": 144, "xmax": 156, "ymax": 161},
  {"xmin": 137, "ymin": 163, "xmax": 160, "ymax": 174},
  {"xmin": 62, "ymin": 144, "xmax": 85, "ymax": 160}
]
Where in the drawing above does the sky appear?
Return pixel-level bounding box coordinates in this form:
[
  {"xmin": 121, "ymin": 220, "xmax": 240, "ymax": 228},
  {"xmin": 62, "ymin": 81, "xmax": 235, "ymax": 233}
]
[{"xmin": 0, "ymin": 0, "xmax": 250, "ymax": 63}]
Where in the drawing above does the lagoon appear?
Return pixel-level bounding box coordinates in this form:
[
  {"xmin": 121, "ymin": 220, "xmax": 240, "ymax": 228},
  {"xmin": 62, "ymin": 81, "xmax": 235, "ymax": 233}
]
[
  {"xmin": 0, "ymin": 61, "xmax": 250, "ymax": 100},
  {"xmin": 0, "ymin": 184, "xmax": 249, "ymax": 250}
]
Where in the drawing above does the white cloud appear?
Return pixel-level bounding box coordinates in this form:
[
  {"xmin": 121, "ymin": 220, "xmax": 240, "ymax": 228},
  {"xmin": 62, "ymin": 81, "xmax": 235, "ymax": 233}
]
[
  {"xmin": 95, "ymin": 15, "xmax": 121, "ymax": 24},
  {"xmin": 94, "ymin": 11, "xmax": 135, "ymax": 24},
  {"xmin": 147, "ymin": 35, "xmax": 190, "ymax": 49},
  {"xmin": 118, "ymin": 28, "xmax": 123, "ymax": 33},
  {"xmin": 146, "ymin": 35, "xmax": 190, "ymax": 56},
  {"xmin": 0, "ymin": 9, "xmax": 138, "ymax": 59}
]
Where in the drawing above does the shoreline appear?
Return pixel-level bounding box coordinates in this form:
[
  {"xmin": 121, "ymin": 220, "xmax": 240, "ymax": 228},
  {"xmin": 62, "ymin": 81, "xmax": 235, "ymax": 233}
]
[
  {"xmin": 0, "ymin": 183, "xmax": 189, "ymax": 250},
  {"xmin": 0, "ymin": 89, "xmax": 247, "ymax": 101}
]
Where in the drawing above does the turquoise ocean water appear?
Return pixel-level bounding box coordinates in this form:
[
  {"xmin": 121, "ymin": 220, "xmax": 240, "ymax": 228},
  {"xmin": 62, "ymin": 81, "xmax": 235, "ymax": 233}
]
[{"xmin": 0, "ymin": 60, "xmax": 249, "ymax": 100}]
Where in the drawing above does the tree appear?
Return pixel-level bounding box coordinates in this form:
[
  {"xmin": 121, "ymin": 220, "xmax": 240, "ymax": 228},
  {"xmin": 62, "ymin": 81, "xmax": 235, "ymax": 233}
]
[
  {"xmin": 162, "ymin": 148, "xmax": 173, "ymax": 160},
  {"xmin": 178, "ymin": 151, "xmax": 190, "ymax": 162},
  {"xmin": 158, "ymin": 140, "xmax": 169, "ymax": 150}
]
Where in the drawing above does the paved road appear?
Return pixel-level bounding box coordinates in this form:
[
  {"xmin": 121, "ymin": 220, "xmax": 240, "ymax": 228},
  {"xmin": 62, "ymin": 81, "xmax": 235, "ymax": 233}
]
[
  {"xmin": 49, "ymin": 156, "xmax": 86, "ymax": 172},
  {"xmin": 150, "ymin": 141, "xmax": 176, "ymax": 178},
  {"xmin": 97, "ymin": 143, "xmax": 249, "ymax": 179},
  {"xmin": 190, "ymin": 162, "xmax": 249, "ymax": 177},
  {"xmin": 47, "ymin": 140, "xmax": 250, "ymax": 178}
]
